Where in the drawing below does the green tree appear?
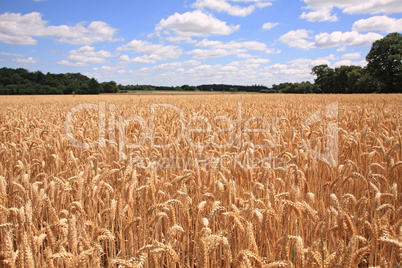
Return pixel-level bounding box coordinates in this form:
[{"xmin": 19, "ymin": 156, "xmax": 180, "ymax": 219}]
[
  {"xmin": 333, "ymin": 65, "xmax": 364, "ymax": 94},
  {"xmin": 11, "ymin": 73, "xmax": 23, "ymax": 84},
  {"xmin": 87, "ymin": 78, "xmax": 101, "ymax": 94},
  {"xmin": 101, "ymin": 81, "xmax": 118, "ymax": 93},
  {"xmin": 356, "ymin": 71, "xmax": 381, "ymax": 93},
  {"xmin": 311, "ymin": 64, "xmax": 335, "ymax": 93},
  {"xmin": 366, "ymin": 32, "xmax": 402, "ymax": 93},
  {"xmin": 78, "ymin": 83, "xmax": 89, "ymax": 94},
  {"xmin": 64, "ymin": 84, "xmax": 77, "ymax": 94}
]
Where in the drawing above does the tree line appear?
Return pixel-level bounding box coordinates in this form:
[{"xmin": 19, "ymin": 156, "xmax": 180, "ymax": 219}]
[
  {"xmin": 0, "ymin": 32, "xmax": 400, "ymax": 95},
  {"xmin": 0, "ymin": 68, "xmax": 118, "ymax": 95},
  {"xmin": 0, "ymin": 68, "xmax": 274, "ymax": 94},
  {"xmin": 263, "ymin": 64, "xmax": 378, "ymax": 94},
  {"xmin": 264, "ymin": 32, "xmax": 401, "ymax": 94}
]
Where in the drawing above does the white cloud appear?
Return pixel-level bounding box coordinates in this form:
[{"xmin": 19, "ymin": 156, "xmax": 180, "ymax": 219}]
[
  {"xmin": 197, "ymin": 39, "xmax": 268, "ymax": 50},
  {"xmin": 58, "ymin": 60, "xmax": 89, "ymax": 67},
  {"xmin": 166, "ymin": 36, "xmax": 196, "ymax": 44},
  {"xmin": 179, "ymin": 57, "xmax": 271, "ymax": 85},
  {"xmin": 83, "ymin": 72, "xmax": 102, "ymax": 80},
  {"xmin": 58, "ymin": 46, "xmax": 113, "ymax": 66},
  {"xmin": 189, "ymin": 38, "xmax": 273, "ymax": 59},
  {"xmin": 237, "ymin": 53, "xmax": 254, "ymax": 58},
  {"xmin": 0, "ymin": 12, "xmax": 120, "ymax": 45},
  {"xmin": 262, "ymin": 22, "xmax": 279, "ymax": 30},
  {"xmin": 333, "ymin": 59, "xmax": 367, "ymax": 67},
  {"xmin": 123, "ymin": 54, "xmax": 336, "ymax": 87},
  {"xmin": 300, "ymin": 9, "xmax": 338, "ymax": 22},
  {"xmin": 12, "ymin": 57, "xmax": 36, "ymax": 63},
  {"xmin": 66, "ymin": 46, "xmax": 113, "ymax": 64},
  {"xmin": 242, "ymin": 58, "xmax": 270, "ymax": 68},
  {"xmin": 118, "ymin": 40, "xmax": 181, "ymax": 55},
  {"xmin": 353, "ymin": 16, "xmax": 402, "ymax": 32},
  {"xmin": 117, "ymin": 40, "xmax": 183, "ymax": 64},
  {"xmin": 189, "ymin": 48, "xmax": 241, "ymax": 59},
  {"xmin": 0, "ymin": 32, "xmax": 37, "ymax": 45},
  {"xmin": 51, "ymin": 21, "xmax": 121, "ymax": 45},
  {"xmin": 342, "ymin": 0, "xmax": 402, "ymax": 14},
  {"xmin": 278, "ymin": 29, "xmax": 315, "ymax": 49},
  {"xmin": 152, "ymin": 60, "xmax": 201, "ymax": 70},
  {"xmin": 259, "ymin": 56, "xmax": 336, "ymax": 83},
  {"xmin": 128, "ymin": 67, "xmax": 151, "ymax": 74},
  {"xmin": 194, "ymin": 0, "xmax": 272, "ymax": 17},
  {"xmin": 91, "ymin": 65, "xmax": 128, "ymax": 78},
  {"xmin": 0, "ymin": 12, "xmax": 46, "ymax": 36},
  {"xmin": 314, "ymin": 31, "xmax": 383, "ymax": 48},
  {"xmin": 301, "ymin": 0, "xmax": 402, "ymax": 15},
  {"xmin": 337, "ymin": 46, "xmax": 347, "ymax": 52},
  {"xmin": 119, "ymin": 54, "xmax": 164, "ymax": 64},
  {"xmin": 342, "ymin": 52, "xmax": 361, "ymax": 60},
  {"xmin": 0, "ymin": 52, "xmax": 24, "ymax": 57},
  {"xmin": 193, "ymin": 0, "xmax": 272, "ymax": 16},
  {"xmin": 279, "ymin": 29, "xmax": 383, "ymax": 49},
  {"xmin": 156, "ymin": 10, "xmax": 239, "ymax": 37}
]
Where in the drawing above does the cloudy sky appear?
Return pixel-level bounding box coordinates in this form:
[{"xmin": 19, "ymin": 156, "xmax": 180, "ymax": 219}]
[{"xmin": 0, "ymin": 0, "xmax": 401, "ymax": 86}]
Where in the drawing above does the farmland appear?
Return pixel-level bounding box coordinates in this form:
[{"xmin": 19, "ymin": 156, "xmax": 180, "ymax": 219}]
[{"xmin": 0, "ymin": 94, "xmax": 401, "ymax": 267}]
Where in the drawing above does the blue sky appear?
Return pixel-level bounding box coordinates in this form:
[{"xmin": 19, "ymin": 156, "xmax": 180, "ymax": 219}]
[{"xmin": 0, "ymin": 0, "xmax": 401, "ymax": 86}]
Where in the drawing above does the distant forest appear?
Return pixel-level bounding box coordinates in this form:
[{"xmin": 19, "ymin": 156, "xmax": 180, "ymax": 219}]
[
  {"xmin": 0, "ymin": 65, "xmax": 388, "ymax": 95},
  {"xmin": 1, "ymin": 32, "xmax": 401, "ymax": 95}
]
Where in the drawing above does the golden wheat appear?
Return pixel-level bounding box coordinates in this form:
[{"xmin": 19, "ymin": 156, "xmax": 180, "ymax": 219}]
[{"xmin": 0, "ymin": 93, "xmax": 400, "ymax": 267}]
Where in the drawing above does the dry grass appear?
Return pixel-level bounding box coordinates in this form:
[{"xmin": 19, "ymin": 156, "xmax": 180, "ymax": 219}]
[{"xmin": 0, "ymin": 94, "xmax": 401, "ymax": 267}]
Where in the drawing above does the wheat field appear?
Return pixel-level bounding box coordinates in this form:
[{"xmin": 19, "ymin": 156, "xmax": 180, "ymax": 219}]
[{"xmin": 0, "ymin": 94, "xmax": 401, "ymax": 267}]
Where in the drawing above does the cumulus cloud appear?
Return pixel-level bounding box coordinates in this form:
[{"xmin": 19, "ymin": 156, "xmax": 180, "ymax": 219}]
[
  {"xmin": 353, "ymin": 16, "xmax": 402, "ymax": 32},
  {"xmin": 193, "ymin": 0, "xmax": 272, "ymax": 16},
  {"xmin": 0, "ymin": 12, "xmax": 121, "ymax": 45},
  {"xmin": 0, "ymin": 32, "xmax": 37, "ymax": 45},
  {"xmin": 240, "ymin": 58, "xmax": 270, "ymax": 69},
  {"xmin": 197, "ymin": 39, "xmax": 268, "ymax": 50},
  {"xmin": 314, "ymin": 31, "xmax": 383, "ymax": 48},
  {"xmin": 118, "ymin": 40, "xmax": 181, "ymax": 55},
  {"xmin": 342, "ymin": 52, "xmax": 361, "ymax": 60},
  {"xmin": 165, "ymin": 36, "xmax": 196, "ymax": 44},
  {"xmin": 259, "ymin": 56, "xmax": 336, "ymax": 83},
  {"xmin": 11, "ymin": 57, "xmax": 36, "ymax": 63},
  {"xmin": 183, "ymin": 58, "xmax": 270, "ymax": 84},
  {"xmin": 58, "ymin": 46, "xmax": 113, "ymax": 66},
  {"xmin": 93, "ymin": 65, "xmax": 123, "ymax": 75},
  {"xmin": 118, "ymin": 40, "xmax": 183, "ymax": 64},
  {"xmin": 262, "ymin": 22, "xmax": 279, "ymax": 30},
  {"xmin": 181, "ymin": 57, "xmax": 307, "ymax": 86},
  {"xmin": 58, "ymin": 60, "xmax": 89, "ymax": 67},
  {"xmin": 152, "ymin": 60, "xmax": 201, "ymax": 70},
  {"xmin": 278, "ymin": 29, "xmax": 315, "ymax": 50},
  {"xmin": 333, "ymin": 59, "xmax": 367, "ymax": 67},
  {"xmin": 0, "ymin": 52, "xmax": 24, "ymax": 57},
  {"xmin": 123, "ymin": 54, "xmax": 339, "ymax": 87},
  {"xmin": 51, "ymin": 21, "xmax": 121, "ymax": 45},
  {"xmin": 119, "ymin": 54, "xmax": 165, "ymax": 64},
  {"xmin": 156, "ymin": 10, "xmax": 239, "ymax": 37},
  {"xmin": 279, "ymin": 29, "xmax": 383, "ymax": 49},
  {"xmin": 300, "ymin": 9, "xmax": 338, "ymax": 22},
  {"xmin": 68, "ymin": 46, "xmax": 113, "ymax": 63},
  {"xmin": 189, "ymin": 38, "xmax": 275, "ymax": 59},
  {"xmin": 237, "ymin": 53, "xmax": 255, "ymax": 58},
  {"xmin": 301, "ymin": 0, "xmax": 402, "ymax": 20}
]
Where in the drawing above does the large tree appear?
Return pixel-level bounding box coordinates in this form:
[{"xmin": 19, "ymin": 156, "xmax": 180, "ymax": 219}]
[
  {"xmin": 311, "ymin": 64, "xmax": 335, "ymax": 93},
  {"xmin": 366, "ymin": 32, "xmax": 402, "ymax": 93}
]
